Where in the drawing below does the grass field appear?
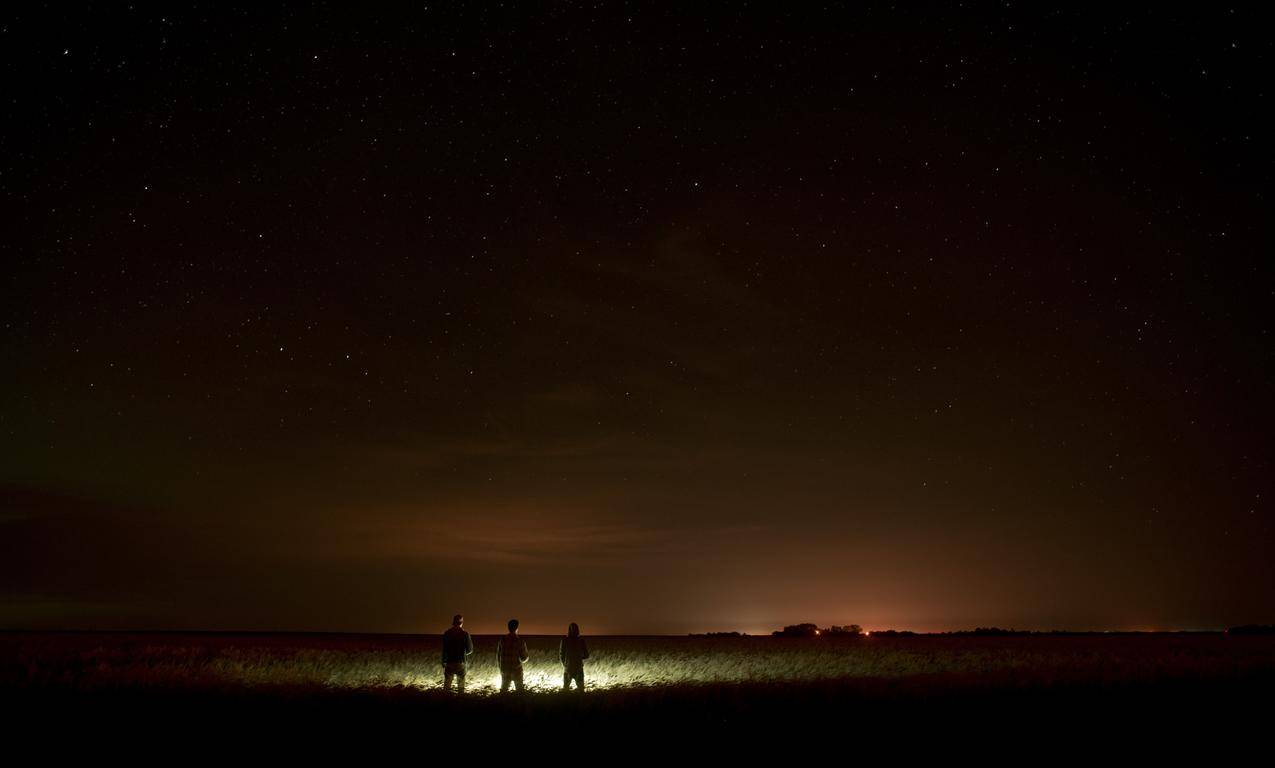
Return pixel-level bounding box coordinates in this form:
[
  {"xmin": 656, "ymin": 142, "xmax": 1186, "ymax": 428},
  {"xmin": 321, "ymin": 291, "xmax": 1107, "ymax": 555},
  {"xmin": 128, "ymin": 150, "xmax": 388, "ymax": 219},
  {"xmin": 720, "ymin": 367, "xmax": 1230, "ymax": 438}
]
[
  {"xmin": 5, "ymin": 631, "xmax": 1273, "ymax": 751},
  {"xmin": 6, "ymin": 630, "xmax": 1275, "ymax": 693}
]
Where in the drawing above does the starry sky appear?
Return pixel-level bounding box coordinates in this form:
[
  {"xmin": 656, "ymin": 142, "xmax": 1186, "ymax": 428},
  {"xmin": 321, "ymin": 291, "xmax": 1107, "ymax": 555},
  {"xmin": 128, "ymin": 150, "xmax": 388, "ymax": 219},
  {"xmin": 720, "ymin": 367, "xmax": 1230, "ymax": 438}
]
[{"xmin": 2, "ymin": 5, "xmax": 1272, "ymax": 635}]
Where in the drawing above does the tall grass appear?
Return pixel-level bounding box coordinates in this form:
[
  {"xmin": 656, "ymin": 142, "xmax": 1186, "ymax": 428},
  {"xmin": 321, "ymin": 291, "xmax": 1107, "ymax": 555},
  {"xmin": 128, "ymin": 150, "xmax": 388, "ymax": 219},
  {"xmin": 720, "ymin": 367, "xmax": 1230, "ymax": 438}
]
[{"xmin": 3, "ymin": 632, "xmax": 1273, "ymax": 696}]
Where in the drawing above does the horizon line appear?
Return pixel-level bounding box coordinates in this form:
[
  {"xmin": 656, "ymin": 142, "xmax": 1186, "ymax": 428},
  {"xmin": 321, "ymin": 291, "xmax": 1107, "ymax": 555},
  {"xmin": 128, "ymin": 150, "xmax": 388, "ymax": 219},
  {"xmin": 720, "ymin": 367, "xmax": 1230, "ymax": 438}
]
[{"xmin": 1, "ymin": 626, "xmax": 1250, "ymax": 637}]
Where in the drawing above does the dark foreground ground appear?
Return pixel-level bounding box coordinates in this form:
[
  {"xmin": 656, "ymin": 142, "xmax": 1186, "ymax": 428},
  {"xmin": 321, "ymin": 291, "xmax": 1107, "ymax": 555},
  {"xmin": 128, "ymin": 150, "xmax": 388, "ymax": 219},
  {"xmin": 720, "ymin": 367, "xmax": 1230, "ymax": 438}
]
[
  {"xmin": 5, "ymin": 632, "xmax": 1272, "ymax": 755},
  {"xmin": 11, "ymin": 673, "xmax": 1272, "ymax": 759}
]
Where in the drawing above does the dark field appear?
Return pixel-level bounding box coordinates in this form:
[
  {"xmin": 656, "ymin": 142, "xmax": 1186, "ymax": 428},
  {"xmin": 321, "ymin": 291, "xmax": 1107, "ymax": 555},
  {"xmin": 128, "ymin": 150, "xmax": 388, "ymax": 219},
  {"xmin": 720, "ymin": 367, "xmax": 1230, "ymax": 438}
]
[{"xmin": 4, "ymin": 631, "xmax": 1273, "ymax": 752}]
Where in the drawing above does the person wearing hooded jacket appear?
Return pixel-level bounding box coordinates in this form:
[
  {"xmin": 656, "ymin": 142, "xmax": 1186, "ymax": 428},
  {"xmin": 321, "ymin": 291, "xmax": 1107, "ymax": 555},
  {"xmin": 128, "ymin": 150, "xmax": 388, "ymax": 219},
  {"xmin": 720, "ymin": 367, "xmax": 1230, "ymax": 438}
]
[{"xmin": 559, "ymin": 622, "xmax": 589, "ymax": 691}]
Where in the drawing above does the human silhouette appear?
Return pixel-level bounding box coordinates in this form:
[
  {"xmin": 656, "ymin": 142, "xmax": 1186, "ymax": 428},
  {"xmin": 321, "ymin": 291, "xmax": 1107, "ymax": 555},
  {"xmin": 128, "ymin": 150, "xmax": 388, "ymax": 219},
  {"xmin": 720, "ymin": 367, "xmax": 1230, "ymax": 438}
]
[
  {"xmin": 441, "ymin": 613, "xmax": 474, "ymax": 692},
  {"xmin": 496, "ymin": 618, "xmax": 529, "ymax": 692},
  {"xmin": 559, "ymin": 622, "xmax": 589, "ymax": 692}
]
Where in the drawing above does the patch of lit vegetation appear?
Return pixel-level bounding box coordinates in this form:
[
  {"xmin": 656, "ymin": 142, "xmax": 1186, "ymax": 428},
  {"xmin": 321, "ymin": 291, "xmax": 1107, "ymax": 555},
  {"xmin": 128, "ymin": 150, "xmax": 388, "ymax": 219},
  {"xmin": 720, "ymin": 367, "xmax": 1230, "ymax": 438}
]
[{"xmin": 4, "ymin": 633, "xmax": 1275, "ymax": 697}]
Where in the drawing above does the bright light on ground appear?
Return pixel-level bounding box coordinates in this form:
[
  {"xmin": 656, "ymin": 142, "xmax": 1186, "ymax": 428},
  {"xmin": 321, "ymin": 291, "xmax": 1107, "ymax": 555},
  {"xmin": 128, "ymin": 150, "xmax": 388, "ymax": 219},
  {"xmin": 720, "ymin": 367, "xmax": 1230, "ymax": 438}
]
[
  {"xmin": 389, "ymin": 635, "xmax": 886, "ymax": 694},
  {"xmin": 400, "ymin": 664, "xmax": 642, "ymax": 693}
]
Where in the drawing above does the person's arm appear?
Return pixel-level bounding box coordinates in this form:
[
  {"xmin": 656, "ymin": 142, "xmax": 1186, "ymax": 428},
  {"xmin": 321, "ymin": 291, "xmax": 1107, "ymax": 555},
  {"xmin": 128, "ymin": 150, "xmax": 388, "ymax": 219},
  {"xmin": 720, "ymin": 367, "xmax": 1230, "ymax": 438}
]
[
  {"xmin": 559, "ymin": 638, "xmax": 565, "ymax": 666},
  {"xmin": 581, "ymin": 638, "xmax": 589, "ymax": 660},
  {"xmin": 441, "ymin": 634, "xmax": 447, "ymax": 665},
  {"xmin": 465, "ymin": 631, "xmax": 474, "ymax": 658},
  {"xmin": 519, "ymin": 638, "xmax": 529, "ymax": 663},
  {"xmin": 496, "ymin": 637, "xmax": 503, "ymax": 664}
]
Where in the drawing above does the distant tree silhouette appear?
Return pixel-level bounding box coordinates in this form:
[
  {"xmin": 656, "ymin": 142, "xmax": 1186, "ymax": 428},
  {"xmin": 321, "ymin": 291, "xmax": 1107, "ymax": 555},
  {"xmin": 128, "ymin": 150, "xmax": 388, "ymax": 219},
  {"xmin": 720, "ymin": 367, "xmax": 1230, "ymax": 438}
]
[
  {"xmin": 1227, "ymin": 624, "xmax": 1275, "ymax": 635},
  {"xmin": 774, "ymin": 623, "xmax": 820, "ymax": 637},
  {"xmin": 772, "ymin": 623, "xmax": 865, "ymax": 637},
  {"xmin": 943, "ymin": 627, "xmax": 1030, "ymax": 636}
]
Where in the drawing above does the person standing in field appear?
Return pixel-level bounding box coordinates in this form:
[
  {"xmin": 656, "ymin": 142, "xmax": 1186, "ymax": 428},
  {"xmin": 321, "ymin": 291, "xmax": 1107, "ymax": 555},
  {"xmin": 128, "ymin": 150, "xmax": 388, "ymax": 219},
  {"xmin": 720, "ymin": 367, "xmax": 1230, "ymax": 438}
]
[
  {"xmin": 441, "ymin": 613, "xmax": 474, "ymax": 693},
  {"xmin": 496, "ymin": 618, "xmax": 529, "ymax": 692},
  {"xmin": 559, "ymin": 622, "xmax": 589, "ymax": 692}
]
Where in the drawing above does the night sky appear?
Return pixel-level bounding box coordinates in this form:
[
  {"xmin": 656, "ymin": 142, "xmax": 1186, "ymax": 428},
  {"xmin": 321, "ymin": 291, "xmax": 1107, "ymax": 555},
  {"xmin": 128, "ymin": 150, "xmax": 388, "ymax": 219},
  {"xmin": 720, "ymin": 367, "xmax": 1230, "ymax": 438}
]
[{"xmin": 3, "ymin": 5, "xmax": 1272, "ymax": 635}]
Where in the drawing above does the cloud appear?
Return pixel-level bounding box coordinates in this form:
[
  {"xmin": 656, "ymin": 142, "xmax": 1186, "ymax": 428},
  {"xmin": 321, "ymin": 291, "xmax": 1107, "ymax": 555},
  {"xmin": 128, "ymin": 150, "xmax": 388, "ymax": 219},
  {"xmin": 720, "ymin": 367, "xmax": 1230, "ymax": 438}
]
[
  {"xmin": 336, "ymin": 508, "xmax": 678, "ymax": 567},
  {"xmin": 424, "ymin": 521, "xmax": 672, "ymax": 565}
]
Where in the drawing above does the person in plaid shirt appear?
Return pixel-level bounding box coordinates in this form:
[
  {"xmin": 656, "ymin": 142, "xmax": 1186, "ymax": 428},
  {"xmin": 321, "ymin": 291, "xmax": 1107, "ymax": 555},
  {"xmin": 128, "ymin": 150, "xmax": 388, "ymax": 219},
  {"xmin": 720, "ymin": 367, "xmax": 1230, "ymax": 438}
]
[{"xmin": 496, "ymin": 618, "xmax": 529, "ymax": 692}]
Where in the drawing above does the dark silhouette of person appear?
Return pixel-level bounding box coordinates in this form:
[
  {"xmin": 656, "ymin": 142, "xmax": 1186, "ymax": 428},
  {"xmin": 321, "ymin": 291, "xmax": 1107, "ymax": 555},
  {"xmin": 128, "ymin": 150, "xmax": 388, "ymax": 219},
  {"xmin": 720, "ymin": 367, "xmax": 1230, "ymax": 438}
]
[
  {"xmin": 559, "ymin": 622, "xmax": 589, "ymax": 691},
  {"xmin": 496, "ymin": 618, "xmax": 529, "ymax": 692},
  {"xmin": 441, "ymin": 613, "xmax": 474, "ymax": 692}
]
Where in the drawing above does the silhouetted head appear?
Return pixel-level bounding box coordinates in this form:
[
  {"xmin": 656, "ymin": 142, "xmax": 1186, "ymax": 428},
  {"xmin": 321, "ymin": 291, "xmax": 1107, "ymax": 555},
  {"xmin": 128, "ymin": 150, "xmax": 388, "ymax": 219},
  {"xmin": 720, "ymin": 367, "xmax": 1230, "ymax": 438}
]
[
  {"xmin": 568, "ymin": 622, "xmax": 580, "ymax": 638},
  {"xmin": 452, "ymin": 614, "xmax": 463, "ymax": 627},
  {"xmin": 508, "ymin": 618, "xmax": 519, "ymax": 633}
]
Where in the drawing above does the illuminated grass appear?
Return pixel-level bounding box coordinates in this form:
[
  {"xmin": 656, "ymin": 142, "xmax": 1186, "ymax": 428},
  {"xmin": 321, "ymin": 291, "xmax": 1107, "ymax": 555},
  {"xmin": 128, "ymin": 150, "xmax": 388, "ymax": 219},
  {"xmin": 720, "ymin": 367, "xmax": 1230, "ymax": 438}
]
[{"xmin": 4, "ymin": 633, "xmax": 1275, "ymax": 697}]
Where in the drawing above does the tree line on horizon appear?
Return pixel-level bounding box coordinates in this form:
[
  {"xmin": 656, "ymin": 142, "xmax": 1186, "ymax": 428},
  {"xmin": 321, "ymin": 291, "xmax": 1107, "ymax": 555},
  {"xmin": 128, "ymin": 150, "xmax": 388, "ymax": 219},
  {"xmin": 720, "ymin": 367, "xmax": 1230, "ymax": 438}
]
[{"xmin": 687, "ymin": 623, "xmax": 1275, "ymax": 638}]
